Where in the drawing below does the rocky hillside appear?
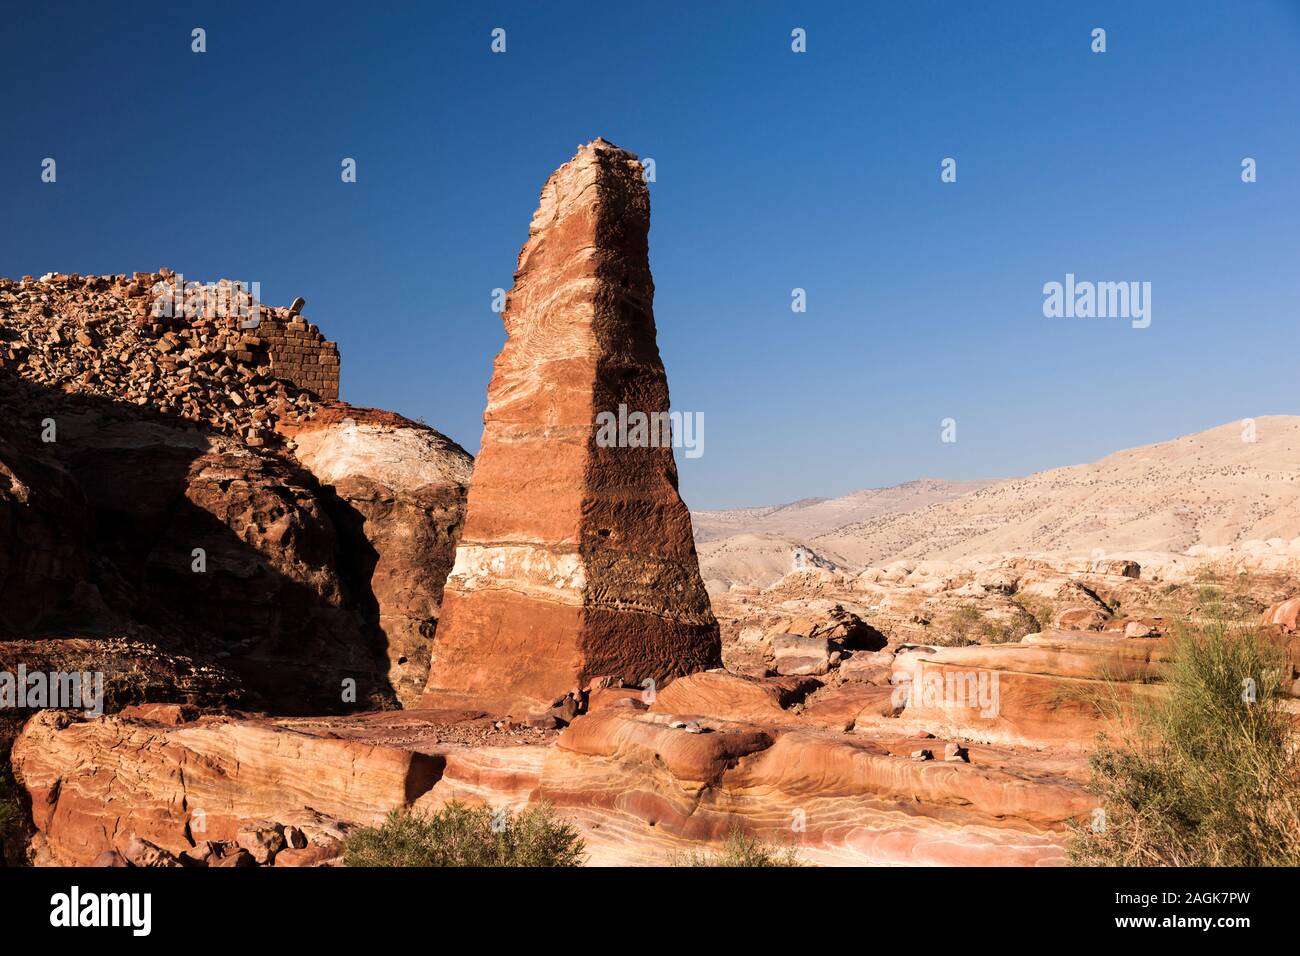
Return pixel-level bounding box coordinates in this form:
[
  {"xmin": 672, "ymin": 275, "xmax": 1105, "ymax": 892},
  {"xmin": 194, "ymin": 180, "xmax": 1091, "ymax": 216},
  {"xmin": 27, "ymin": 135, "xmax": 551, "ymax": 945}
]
[
  {"xmin": 815, "ymin": 417, "xmax": 1300, "ymax": 566},
  {"xmin": 0, "ymin": 271, "xmax": 472, "ymax": 714},
  {"xmin": 692, "ymin": 479, "xmax": 999, "ymax": 542},
  {"xmin": 693, "ymin": 479, "xmax": 996, "ymax": 590},
  {"xmin": 696, "ymin": 420, "xmax": 1300, "ymax": 588}
]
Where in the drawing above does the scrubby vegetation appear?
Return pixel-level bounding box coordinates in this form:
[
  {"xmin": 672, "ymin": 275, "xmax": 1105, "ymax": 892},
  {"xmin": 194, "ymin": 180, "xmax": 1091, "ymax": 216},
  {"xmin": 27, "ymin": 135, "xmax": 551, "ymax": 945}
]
[
  {"xmin": 343, "ymin": 801, "xmax": 585, "ymax": 867},
  {"xmin": 931, "ymin": 604, "xmax": 1034, "ymax": 646},
  {"xmin": 930, "ymin": 606, "xmax": 982, "ymax": 646},
  {"xmin": 671, "ymin": 825, "xmax": 805, "ymax": 867},
  {"xmin": 1070, "ymin": 615, "xmax": 1300, "ymax": 866},
  {"xmin": 1012, "ymin": 595, "xmax": 1056, "ymax": 634},
  {"xmin": 0, "ymin": 729, "xmax": 26, "ymax": 866}
]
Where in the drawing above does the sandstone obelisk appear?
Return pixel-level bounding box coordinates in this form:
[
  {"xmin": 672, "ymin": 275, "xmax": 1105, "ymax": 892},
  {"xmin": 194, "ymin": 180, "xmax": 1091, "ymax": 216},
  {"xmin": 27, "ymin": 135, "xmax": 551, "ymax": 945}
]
[{"xmin": 421, "ymin": 138, "xmax": 721, "ymax": 715}]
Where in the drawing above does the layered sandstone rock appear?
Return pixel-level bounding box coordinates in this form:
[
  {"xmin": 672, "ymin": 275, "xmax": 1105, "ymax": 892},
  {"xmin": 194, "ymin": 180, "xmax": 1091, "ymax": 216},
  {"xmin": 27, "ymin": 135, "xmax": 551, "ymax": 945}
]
[
  {"xmin": 422, "ymin": 139, "xmax": 719, "ymax": 714},
  {"xmin": 13, "ymin": 710, "xmax": 433, "ymax": 866},
  {"xmin": 13, "ymin": 696, "xmax": 1089, "ymax": 867},
  {"xmin": 11, "ymin": 708, "xmax": 556, "ymax": 866},
  {"xmin": 540, "ymin": 709, "xmax": 1091, "ymax": 866},
  {"xmin": 283, "ymin": 406, "xmax": 473, "ymax": 705},
  {"xmin": 1262, "ymin": 597, "xmax": 1300, "ymax": 633}
]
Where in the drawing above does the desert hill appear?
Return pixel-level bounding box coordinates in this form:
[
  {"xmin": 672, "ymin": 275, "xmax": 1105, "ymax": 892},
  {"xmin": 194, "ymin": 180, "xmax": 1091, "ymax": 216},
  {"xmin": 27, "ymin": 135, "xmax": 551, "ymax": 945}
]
[
  {"xmin": 692, "ymin": 479, "xmax": 996, "ymax": 589},
  {"xmin": 815, "ymin": 416, "xmax": 1300, "ymax": 567},
  {"xmin": 693, "ymin": 479, "xmax": 998, "ymax": 541},
  {"xmin": 694, "ymin": 418, "xmax": 1300, "ymax": 588}
]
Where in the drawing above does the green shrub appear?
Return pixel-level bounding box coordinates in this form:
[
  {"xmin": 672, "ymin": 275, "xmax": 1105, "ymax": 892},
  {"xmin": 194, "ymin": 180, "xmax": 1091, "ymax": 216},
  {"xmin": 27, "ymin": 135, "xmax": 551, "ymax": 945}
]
[
  {"xmin": 671, "ymin": 825, "xmax": 804, "ymax": 867},
  {"xmin": 1069, "ymin": 616, "xmax": 1300, "ymax": 866},
  {"xmin": 343, "ymin": 801, "xmax": 585, "ymax": 867},
  {"xmin": 1012, "ymin": 595, "xmax": 1055, "ymax": 634},
  {"xmin": 932, "ymin": 606, "xmax": 982, "ymax": 647}
]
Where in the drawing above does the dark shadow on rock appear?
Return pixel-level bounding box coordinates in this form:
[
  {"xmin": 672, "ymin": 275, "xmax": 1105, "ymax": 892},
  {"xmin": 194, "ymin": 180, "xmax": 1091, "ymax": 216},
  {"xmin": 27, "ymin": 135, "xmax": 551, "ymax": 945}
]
[{"xmin": 0, "ymin": 363, "xmax": 397, "ymax": 715}]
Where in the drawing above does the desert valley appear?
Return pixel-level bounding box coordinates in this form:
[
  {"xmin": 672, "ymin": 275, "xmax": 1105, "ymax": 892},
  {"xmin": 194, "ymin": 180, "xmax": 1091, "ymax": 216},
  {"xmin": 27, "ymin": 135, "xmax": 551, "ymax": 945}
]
[{"xmin": 2, "ymin": 139, "xmax": 1299, "ymax": 873}]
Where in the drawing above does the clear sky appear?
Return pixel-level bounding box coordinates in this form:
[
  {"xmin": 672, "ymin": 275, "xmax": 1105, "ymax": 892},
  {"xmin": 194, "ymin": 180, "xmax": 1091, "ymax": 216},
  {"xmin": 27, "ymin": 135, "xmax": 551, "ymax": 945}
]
[{"xmin": 3, "ymin": 1, "xmax": 1297, "ymax": 509}]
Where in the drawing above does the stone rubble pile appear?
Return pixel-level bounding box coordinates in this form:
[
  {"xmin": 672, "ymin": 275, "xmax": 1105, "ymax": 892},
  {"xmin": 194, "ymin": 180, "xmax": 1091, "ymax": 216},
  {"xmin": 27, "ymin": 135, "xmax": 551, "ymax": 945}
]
[{"xmin": 0, "ymin": 269, "xmax": 339, "ymax": 446}]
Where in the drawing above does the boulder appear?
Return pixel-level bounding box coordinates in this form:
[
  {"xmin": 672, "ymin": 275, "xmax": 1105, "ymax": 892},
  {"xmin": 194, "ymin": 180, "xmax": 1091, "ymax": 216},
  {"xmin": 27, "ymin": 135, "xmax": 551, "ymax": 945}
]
[
  {"xmin": 1262, "ymin": 598, "xmax": 1300, "ymax": 633},
  {"xmin": 236, "ymin": 822, "xmax": 286, "ymax": 865},
  {"xmin": 838, "ymin": 650, "xmax": 896, "ymax": 684},
  {"xmin": 773, "ymin": 633, "xmax": 831, "ymax": 676},
  {"xmin": 120, "ymin": 835, "xmax": 182, "ymax": 868},
  {"xmin": 1055, "ymin": 606, "xmax": 1110, "ymax": 631}
]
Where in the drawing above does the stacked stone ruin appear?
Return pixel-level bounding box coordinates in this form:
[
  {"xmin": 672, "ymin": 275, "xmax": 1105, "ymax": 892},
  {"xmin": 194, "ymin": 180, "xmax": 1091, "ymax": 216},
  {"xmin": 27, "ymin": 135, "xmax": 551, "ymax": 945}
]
[{"xmin": 0, "ymin": 269, "xmax": 339, "ymax": 445}]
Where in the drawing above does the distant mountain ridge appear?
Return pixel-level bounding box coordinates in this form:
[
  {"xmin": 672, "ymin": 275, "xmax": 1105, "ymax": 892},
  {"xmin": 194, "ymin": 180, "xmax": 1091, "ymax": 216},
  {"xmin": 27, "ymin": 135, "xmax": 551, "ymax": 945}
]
[
  {"xmin": 692, "ymin": 478, "xmax": 999, "ymax": 589},
  {"xmin": 692, "ymin": 479, "xmax": 1000, "ymax": 542},
  {"xmin": 692, "ymin": 417, "xmax": 1300, "ymax": 588}
]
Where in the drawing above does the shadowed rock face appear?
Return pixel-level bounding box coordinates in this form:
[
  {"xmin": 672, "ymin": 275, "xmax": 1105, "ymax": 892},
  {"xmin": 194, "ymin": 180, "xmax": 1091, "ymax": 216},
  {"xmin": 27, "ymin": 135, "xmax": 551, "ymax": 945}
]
[
  {"xmin": 283, "ymin": 406, "xmax": 473, "ymax": 706},
  {"xmin": 0, "ymin": 273, "xmax": 474, "ymax": 715},
  {"xmin": 422, "ymin": 138, "xmax": 720, "ymax": 715}
]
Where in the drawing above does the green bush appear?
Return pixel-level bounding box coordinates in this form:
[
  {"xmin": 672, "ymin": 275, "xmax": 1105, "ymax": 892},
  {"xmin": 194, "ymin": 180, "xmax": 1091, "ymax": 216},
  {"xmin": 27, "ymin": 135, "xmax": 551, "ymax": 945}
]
[
  {"xmin": 671, "ymin": 825, "xmax": 804, "ymax": 867},
  {"xmin": 933, "ymin": 604, "xmax": 1035, "ymax": 646},
  {"xmin": 1069, "ymin": 616, "xmax": 1300, "ymax": 866},
  {"xmin": 1012, "ymin": 595, "xmax": 1056, "ymax": 634},
  {"xmin": 932, "ymin": 606, "xmax": 982, "ymax": 647},
  {"xmin": 343, "ymin": 801, "xmax": 585, "ymax": 867}
]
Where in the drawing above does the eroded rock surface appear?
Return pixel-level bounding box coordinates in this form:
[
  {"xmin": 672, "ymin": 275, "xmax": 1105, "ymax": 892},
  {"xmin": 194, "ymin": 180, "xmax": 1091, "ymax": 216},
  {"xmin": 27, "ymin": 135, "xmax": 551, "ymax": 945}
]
[
  {"xmin": 0, "ymin": 273, "xmax": 473, "ymax": 714},
  {"xmin": 284, "ymin": 406, "xmax": 473, "ymax": 705}
]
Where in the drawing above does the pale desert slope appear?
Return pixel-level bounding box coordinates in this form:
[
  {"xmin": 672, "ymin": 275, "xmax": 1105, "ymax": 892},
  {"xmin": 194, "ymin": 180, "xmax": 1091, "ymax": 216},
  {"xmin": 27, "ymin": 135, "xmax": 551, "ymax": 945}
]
[
  {"xmin": 814, "ymin": 416, "xmax": 1300, "ymax": 567},
  {"xmin": 692, "ymin": 479, "xmax": 998, "ymax": 588},
  {"xmin": 692, "ymin": 479, "xmax": 1000, "ymax": 541}
]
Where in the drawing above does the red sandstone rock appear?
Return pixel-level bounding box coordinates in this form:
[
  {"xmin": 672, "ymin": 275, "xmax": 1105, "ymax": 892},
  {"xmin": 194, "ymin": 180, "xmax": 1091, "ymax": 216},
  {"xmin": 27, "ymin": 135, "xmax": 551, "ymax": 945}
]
[
  {"xmin": 118, "ymin": 703, "xmax": 200, "ymax": 725},
  {"xmin": 10, "ymin": 708, "xmax": 558, "ymax": 866},
  {"xmin": 121, "ymin": 835, "xmax": 182, "ymax": 868},
  {"xmin": 422, "ymin": 139, "xmax": 720, "ymax": 714},
  {"xmin": 283, "ymin": 405, "xmax": 473, "ymax": 705},
  {"xmin": 1055, "ymin": 606, "xmax": 1110, "ymax": 630},
  {"xmin": 882, "ymin": 632, "xmax": 1168, "ymax": 748},
  {"xmin": 541, "ymin": 710, "xmax": 1093, "ymax": 866},
  {"xmin": 0, "ymin": 341, "xmax": 470, "ymax": 713},
  {"xmin": 650, "ymin": 671, "xmax": 817, "ymax": 724},
  {"xmin": 1262, "ymin": 598, "xmax": 1300, "ymax": 633}
]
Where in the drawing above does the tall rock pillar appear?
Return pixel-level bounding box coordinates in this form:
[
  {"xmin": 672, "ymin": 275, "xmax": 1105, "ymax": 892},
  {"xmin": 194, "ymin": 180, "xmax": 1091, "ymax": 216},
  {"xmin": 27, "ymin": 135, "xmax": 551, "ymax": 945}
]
[{"xmin": 421, "ymin": 138, "xmax": 720, "ymax": 714}]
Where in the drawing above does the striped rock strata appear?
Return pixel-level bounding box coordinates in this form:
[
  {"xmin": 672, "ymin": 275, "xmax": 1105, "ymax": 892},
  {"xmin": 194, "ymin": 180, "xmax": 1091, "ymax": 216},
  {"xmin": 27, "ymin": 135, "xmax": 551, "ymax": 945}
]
[{"xmin": 421, "ymin": 139, "xmax": 720, "ymax": 714}]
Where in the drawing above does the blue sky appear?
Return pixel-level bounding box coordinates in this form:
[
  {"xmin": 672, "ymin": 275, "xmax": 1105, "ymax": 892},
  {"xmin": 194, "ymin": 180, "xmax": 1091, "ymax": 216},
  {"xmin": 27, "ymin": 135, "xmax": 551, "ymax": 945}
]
[{"xmin": 3, "ymin": 1, "xmax": 1297, "ymax": 509}]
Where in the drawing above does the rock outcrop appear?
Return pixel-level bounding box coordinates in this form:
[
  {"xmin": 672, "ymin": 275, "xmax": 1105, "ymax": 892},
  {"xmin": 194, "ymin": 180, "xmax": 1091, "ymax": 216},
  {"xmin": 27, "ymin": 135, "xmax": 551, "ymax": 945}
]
[
  {"xmin": 0, "ymin": 272, "xmax": 472, "ymax": 714},
  {"xmin": 422, "ymin": 139, "xmax": 720, "ymax": 715},
  {"xmin": 0, "ymin": 270, "xmax": 338, "ymax": 445},
  {"xmin": 283, "ymin": 406, "xmax": 473, "ymax": 705},
  {"xmin": 12, "ymin": 708, "xmax": 556, "ymax": 866},
  {"xmin": 1262, "ymin": 597, "xmax": 1300, "ymax": 633}
]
